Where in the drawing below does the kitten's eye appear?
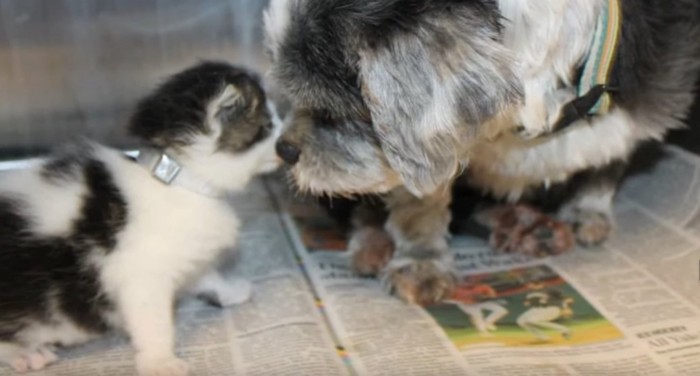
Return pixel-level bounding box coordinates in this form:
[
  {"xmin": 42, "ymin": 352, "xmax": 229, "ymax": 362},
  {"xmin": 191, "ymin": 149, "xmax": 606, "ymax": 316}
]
[
  {"xmin": 219, "ymin": 101, "xmax": 239, "ymax": 111},
  {"xmin": 249, "ymin": 125, "xmax": 268, "ymax": 145}
]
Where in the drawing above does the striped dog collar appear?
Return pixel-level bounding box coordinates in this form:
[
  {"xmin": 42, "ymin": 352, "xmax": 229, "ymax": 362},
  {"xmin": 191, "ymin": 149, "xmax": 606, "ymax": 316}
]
[{"xmin": 552, "ymin": 0, "xmax": 622, "ymax": 133}]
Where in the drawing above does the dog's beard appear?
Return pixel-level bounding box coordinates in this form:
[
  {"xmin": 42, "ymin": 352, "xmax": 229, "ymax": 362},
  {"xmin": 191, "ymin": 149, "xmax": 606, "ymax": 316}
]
[{"xmin": 287, "ymin": 151, "xmax": 401, "ymax": 197}]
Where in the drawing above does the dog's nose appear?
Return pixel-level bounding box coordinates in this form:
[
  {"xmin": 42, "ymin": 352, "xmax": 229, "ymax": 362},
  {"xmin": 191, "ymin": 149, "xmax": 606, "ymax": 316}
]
[{"xmin": 275, "ymin": 140, "xmax": 301, "ymax": 165}]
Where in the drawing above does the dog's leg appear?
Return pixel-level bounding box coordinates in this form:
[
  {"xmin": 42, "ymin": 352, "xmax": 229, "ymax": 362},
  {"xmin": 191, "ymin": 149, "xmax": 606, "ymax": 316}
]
[
  {"xmin": 348, "ymin": 201, "xmax": 395, "ymax": 276},
  {"xmin": 381, "ymin": 186, "xmax": 455, "ymax": 305},
  {"xmin": 559, "ymin": 161, "xmax": 627, "ymax": 247}
]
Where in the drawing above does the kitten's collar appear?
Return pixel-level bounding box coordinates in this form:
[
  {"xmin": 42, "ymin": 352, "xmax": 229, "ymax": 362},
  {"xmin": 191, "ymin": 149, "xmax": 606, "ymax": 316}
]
[{"xmin": 136, "ymin": 148, "xmax": 222, "ymax": 198}]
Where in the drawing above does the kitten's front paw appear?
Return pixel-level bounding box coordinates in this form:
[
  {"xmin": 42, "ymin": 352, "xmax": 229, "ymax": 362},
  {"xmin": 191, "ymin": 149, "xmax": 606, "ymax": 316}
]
[
  {"xmin": 136, "ymin": 355, "xmax": 189, "ymax": 376},
  {"xmin": 7, "ymin": 347, "xmax": 58, "ymax": 373},
  {"xmin": 216, "ymin": 278, "xmax": 252, "ymax": 307},
  {"xmin": 381, "ymin": 255, "xmax": 455, "ymax": 306},
  {"xmin": 195, "ymin": 273, "xmax": 252, "ymax": 308}
]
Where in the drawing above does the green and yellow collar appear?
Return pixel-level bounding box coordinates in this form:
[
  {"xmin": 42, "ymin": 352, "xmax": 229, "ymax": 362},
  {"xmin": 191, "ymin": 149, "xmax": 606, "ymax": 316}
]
[{"xmin": 552, "ymin": 0, "xmax": 622, "ymax": 133}]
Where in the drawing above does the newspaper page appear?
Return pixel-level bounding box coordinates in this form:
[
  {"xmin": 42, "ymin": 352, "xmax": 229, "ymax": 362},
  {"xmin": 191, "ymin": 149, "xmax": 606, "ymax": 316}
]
[
  {"xmin": 277, "ymin": 145, "xmax": 700, "ymax": 376},
  {"xmin": 0, "ymin": 178, "xmax": 349, "ymax": 376}
]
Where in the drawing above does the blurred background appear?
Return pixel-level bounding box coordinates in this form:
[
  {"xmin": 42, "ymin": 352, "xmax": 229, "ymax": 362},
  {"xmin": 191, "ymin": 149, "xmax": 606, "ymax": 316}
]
[
  {"xmin": 0, "ymin": 0, "xmax": 270, "ymax": 159},
  {"xmin": 0, "ymin": 0, "xmax": 697, "ymax": 161}
]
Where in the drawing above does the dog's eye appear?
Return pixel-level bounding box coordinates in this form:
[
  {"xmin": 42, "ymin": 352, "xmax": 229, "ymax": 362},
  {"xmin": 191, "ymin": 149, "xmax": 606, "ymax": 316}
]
[{"xmin": 317, "ymin": 109, "xmax": 334, "ymax": 122}]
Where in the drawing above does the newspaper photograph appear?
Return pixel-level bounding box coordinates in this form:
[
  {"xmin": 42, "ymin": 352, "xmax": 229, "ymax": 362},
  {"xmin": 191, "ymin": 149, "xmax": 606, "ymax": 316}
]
[{"xmin": 430, "ymin": 264, "xmax": 625, "ymax": 348}]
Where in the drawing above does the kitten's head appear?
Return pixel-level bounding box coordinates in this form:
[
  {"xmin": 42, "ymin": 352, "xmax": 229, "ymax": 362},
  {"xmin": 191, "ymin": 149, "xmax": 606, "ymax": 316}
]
[{"xmin": 129, "ymin": 61, "xmax": 282, "ymax": 191}]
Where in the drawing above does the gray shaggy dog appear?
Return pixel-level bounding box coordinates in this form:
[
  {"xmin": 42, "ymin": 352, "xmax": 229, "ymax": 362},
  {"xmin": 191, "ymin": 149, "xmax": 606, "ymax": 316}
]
[{"xmin": 263, "ymin": 0, "xmax": 700, "ymax": 305}]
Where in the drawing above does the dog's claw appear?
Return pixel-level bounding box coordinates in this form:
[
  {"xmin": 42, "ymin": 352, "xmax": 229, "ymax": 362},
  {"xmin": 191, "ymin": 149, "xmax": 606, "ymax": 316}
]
[{"xmin": 381, "ymin": 256, "xmax": 456, "ymax": 306}]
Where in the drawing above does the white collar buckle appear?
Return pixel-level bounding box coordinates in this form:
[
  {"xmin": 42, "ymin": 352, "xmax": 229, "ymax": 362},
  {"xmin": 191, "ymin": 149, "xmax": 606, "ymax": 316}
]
[
  {"xmin": 151, "ymin": 153, "xmax": 182, "ymax": 185},
  {"xmin": 137, "ymin": 148, "xmax": 221, "ymax": 198}
]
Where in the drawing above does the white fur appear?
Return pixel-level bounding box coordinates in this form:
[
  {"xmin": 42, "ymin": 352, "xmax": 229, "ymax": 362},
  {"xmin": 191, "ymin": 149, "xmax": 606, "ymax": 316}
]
[
  {"xmin": 498, "ymin": 0, "xmax": 602, "ymax": 138},
  {"xmin": 0, "ymin": 169, "xmax": 86, "ymax": 237},
  {"xmin": 469, "ymin": 109, "xmax": 641, "ymax": 200},
  {"xmin": 173, "ymin": 98, "xmax": 282, "ymax": 193},
  {"xmin": 0, "ymin": 98, "xmax": 281, "ymax": 374},
  {"xmin": 466, "ymin": 0, "xmax": 661, "ymax": 201},
  {"xmin": 263, "ymin": 0, "xmax": 294, "ymax": 60}
]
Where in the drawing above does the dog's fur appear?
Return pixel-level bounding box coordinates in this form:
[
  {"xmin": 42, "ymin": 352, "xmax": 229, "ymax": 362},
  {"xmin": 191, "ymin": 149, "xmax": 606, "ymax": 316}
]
[
  {"xmin": 264, "ymin": 0, "xmax": 700, "ymax": 304},
  {"xmin": 0, "ymin": 62, "xmax": 280, "ymax": 374}
]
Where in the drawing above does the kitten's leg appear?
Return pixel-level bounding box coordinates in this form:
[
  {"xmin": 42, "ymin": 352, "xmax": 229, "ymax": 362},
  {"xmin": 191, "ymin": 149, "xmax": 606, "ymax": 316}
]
[
  {"xmin": 119, "ymin": 282, "xmax": 188, "ymax": 376},
  {"xmin": 0, "ymin": 343, "xmax": 58, "ymax": 373},
  {"xmin": 559, "ymin": 161, "xmax": 627, "ymax": 246},
  {"xmin": 192, "ymin": 270, "xmax": 252, "ymax": 308},
  {"xmin": 381, "ymin": 185, "xmax": 455, "ymax": 306}
]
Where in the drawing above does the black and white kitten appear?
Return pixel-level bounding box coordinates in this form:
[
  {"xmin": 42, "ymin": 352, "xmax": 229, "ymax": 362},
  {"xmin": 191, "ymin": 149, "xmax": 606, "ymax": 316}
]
[{"xmin": 0, "ymin": 62, "xmax": 281, "ymax": 375}]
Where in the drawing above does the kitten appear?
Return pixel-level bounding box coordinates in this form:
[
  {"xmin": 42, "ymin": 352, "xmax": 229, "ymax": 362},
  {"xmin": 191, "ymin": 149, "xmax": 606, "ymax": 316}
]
[{"xmin": 0, "ymin": 62, "xmax": 281, "ymax": 375}]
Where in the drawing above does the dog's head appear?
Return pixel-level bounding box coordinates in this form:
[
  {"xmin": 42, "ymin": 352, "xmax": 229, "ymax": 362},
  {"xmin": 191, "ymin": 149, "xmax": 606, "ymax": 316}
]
[
  {"xmin": 264, "ymin": 0, "xmax": 522, "ymax": 197},
  {"xmin": 129, "ymin": 61, "xmax": 282, "ymax": 191}
]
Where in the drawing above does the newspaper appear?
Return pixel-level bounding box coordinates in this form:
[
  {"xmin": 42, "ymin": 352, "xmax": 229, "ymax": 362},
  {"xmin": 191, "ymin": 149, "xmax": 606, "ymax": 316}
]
[
  {"xmin": 2, "ymin": 146, "xmax": 698, "ymax": 375},
  {"xmin": 272, "ymin": 146, "xmax": 700, "ymax": 376}
]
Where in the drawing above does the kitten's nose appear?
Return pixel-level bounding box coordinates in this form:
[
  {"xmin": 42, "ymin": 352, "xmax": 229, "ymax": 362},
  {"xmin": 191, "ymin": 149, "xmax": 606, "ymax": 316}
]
[{"xmin": 275, "ymin": 140, "xmax": 301, "ymax": 165}]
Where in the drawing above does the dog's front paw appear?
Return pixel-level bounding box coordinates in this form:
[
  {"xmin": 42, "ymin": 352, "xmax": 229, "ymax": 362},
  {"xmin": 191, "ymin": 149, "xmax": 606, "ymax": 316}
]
[
  {"xmin": 478, "ymin": 204, "xmax": 575, "ymax": 257},
  {"xmin": 136, "ymin": 355, "xmax": 189, "ymax": 376},
  {"xmin": 349, "ymin": 227, "xmax": 395, "ymax": 276},
  {"xmin": 381, "ymin": 255, "xmax": 455, "ymax": 306},
  {"xmin": 569, "ymin": 209, "xmax": 613, "ymax": 247}
]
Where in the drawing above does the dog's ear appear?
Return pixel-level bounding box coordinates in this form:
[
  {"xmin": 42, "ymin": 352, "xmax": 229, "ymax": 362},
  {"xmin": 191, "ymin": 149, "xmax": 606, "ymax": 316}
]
[{"xmin": 357, "ymin": 7, "xmax": 522, "ymax": 196}]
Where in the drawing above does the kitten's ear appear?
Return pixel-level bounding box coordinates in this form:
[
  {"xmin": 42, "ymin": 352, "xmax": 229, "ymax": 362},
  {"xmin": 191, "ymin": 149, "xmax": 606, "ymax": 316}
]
[
  {"xmin": 218, "ymin": 84, "xmax": 244, "ymax": 108},
  {"xmin": 357, "ymin": 10, "xmax": 522, "ymax": 197}
]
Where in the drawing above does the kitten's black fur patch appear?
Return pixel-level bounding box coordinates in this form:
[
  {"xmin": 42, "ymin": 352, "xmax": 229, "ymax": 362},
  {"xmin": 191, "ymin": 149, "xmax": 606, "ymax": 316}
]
[
  {"xmin": 129, "ymin": 61, "xmax": 271, "ymax": 154},
  {"xmin": 72, "ymin": 159, "xmax": 127, "ymax": 251},
  {"xmin": 41, "ymin": 141, "xmax": 94, "ymax": 182},
  {"xmin": 0, "ymin": 156, "xmax": 126, "ymax": 341}
]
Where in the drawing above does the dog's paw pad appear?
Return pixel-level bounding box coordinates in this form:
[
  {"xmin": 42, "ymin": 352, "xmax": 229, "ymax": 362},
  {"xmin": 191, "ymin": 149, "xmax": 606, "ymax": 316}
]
[
  {"xmin": 381, "ymin": 257, "xmax": 455, "ymax": 306},
  {"xmin": 137, "ymin": 356, "xmax": 189, "ymax": 376},
  {"xmin": 349, "ymin": 227, "xmax": 395, "ymax": 276},
  {"xmin": 571, "ymin": 210, "xmax": 612, "ymax": 247}
]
